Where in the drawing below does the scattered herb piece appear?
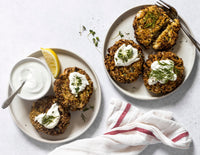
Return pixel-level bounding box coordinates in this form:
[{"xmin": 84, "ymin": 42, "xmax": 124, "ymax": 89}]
[
  {"xmin": 92, "ymin": 38, "xmax": 96, "ymax": 43},
  {"xmin": 119, "ymin": 31, "xmax": 124, "ymax": 38},
  {"xmin": 90, "ymin": 105, "xmax": 94, "ymax": 109},
  {"xmin": 82, "ymin": 105, "xmax": 94, "ymax": 112},
  {"xmin": 113, "ymin": 31, "xmax": 130, "ymax": 39},
  {"xmin": 87, "ymin": 29, "xmax": 100, "ymax": 47},
  {"xmin": 91, "ymin": 37, "xmax": 99, "ymax": 47},
  {"xmin": 83, "ymin": 107, "xmax": 89, "ymax": 112},
  {"xmin": 80, "ymin": 105, "xmax": 94, "ymax": 122},
  {"xmin": 95, "ymin": 41, "xmax": 98, "ymax": 47},
  {"xmin": 79, "ymin": 25, "xmax": 87, "ymax": 36},
  {"xmin": 76, "ymin": 76, "xmax": 82, "ymax": 86},
  {"xmin": 89, "ymin": 29, "xmax": 96, "ymax": 36},
  {"xmin": 82, "ymin": 25, "xmax": 86, "ymax": 31},
  {"xmin": 96, "ymin": 37, "xmax": 100, "ymax": 41},
  {"xmin": 79, "ymin": 26, "xmax": 101, "ymax": 53},
  {"xmin": 75, "ymin": 87, "xmax": 80, "ymax": 94}
]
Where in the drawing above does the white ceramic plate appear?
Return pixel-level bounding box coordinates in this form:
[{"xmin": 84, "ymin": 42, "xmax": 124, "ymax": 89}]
[
  {"xmin": 9, "ymin": 48, "xmax": 101, "ymax": 143},
  {"xmin": 103, "ymin": 5, "xmax": 196, "ymax": 100}
]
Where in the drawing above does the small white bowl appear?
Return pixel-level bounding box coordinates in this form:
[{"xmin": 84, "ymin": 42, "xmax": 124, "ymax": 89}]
[{"xmin": 9, "ymin": 57, "xmax": 52, "ymax": 101}]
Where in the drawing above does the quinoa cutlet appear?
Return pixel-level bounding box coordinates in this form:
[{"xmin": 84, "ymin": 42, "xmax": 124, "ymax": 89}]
[
  {"xmin": 153, "ymin": 19, "xmax": 180, "ymax": 50},
  {"xmin": 133, "ymin": 5, "xmax": 170, "ymax": 49},
  {"xmin": 143, "ymin": 51, "xmax": 184, "ymax": 95},
  {"xmin": 54, "ymin": 67, "xmax": 93, "ymax": 111},
  {"xmin": 29, "ymin": 96, "xmax": 71, "ymax": 136},
  {"xmin": 104, "ymin": 39, "xmax": 144, "ymax": 83}
]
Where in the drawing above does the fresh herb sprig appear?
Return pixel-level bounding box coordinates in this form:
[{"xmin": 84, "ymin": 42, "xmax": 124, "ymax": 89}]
[
  {"xmin": 72, "ymin": 76, "xmax": 83, "ymax": 96},
  {"xmin": 79, "ymin": 25, "xmax": 101, "ymax": 53},
  {"xmin": 75, "ymin": 87, "xmax": 80, "ymax": 94},
  {"xmin": 82, "ymin": 105, "xmax": 94, "ymax": 112},
  {"xmin": 118, "ymin": 49, "xmax": 133, "ymax": 63},
  {"xmin": 79, "ymin": 25, "xmax": 87, "ymax": 36},
  {"xmin": 89, "ymin": 29, "xmax": 96, "ymax": 36},
  {"xmin": 119, "ymin": 31, "xmax": 124, "ymax": 38},
  {"xmin": 92, "ymin": 37, "xmax": 100, "ymax": 47},
  {"xmin": 88, "ymin": 29, "xmax": 100, "ymax": 47},
  {"xmin": 80, "ymin": 105, "xmax": 94, "ymax": 122},
  {"xmin": 113, "ymin": 31, "xmax": 124, "ymax": 39}
]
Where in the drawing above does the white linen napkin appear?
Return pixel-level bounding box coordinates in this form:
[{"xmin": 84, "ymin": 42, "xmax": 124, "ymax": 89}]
[{"xmin": 49, "ymin": 99, "xmax": 192, "ymax": 155}]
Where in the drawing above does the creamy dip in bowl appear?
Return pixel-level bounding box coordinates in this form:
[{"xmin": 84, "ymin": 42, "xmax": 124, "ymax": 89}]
[{"xmin": 10, "ymin": 57, "xmax": 52, "ymax": 100}]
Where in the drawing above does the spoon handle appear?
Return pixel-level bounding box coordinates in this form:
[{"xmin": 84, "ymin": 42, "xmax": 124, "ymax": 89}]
[{"xmin": 1, "ymin": 81, "xmax": 25, "ymax": 109}]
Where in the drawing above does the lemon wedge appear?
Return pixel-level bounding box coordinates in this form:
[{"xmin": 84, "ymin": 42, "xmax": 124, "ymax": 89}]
[{"xmin": 41, "ymin": 48, "xmax": 60, "ymax": 78}]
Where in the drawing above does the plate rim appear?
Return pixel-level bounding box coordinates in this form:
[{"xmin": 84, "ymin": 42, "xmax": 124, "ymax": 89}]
[
  {"xmin": 9, "ymin": 48, "xmax": 102, "ymax": 144},
  {"xmin": 103, "ymin": 5, "xmax": 196, "ymax": 101}
]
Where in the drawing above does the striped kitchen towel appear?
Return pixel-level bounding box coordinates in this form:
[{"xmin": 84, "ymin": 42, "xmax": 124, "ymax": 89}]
[{"xmin": 49, "ymin": 98, "xmax": 192, "ymax": 155}]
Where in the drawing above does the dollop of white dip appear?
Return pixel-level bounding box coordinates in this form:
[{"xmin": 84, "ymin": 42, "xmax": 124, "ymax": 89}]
[
  {"xmin": 69, "ymin": 72, "xmax": 89, "ymax": 97},
  {"xmin": 34, "ymin": 103, "xmax": 60, "ymax": 129},
  {"xmin": 148, "ymin": 59, "xmax": 177, "ymax": 85},
  {"xmin": 114, "ymin": 44, "xmax": 140, "ymax": 66}
]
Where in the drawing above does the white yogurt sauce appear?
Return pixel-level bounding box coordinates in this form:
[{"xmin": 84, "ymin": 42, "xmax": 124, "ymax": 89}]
[
  {"xmin": 34, "ymin": 103, "xmax": 60, "ymax": 129},
  {"xmin": 69, "ymin": 72, "xmax": 89, "ymax": 97},
  {"xmin": 11, "ymin": 59, "xmax": 51, "ymax": 100},
  {"xmin": 114, "ymin": 44, "xmax": 140, "ymax": 66},
  {"xmin": 148, "ymin": 59, "xmax": 177, "ymax": 85}
]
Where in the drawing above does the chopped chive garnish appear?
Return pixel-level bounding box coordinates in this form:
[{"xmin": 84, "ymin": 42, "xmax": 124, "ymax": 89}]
[
  {"xmin": 89, "ymin": 29, "xmax": 96, "ymax": 36},
  {"xmin": 80, "ymin": 105, "xmax": 94, "ymax": 122},
  {"xmin": 96, "ymin": 37, "xmax": 100, "ymax": 41},
  {"xmin": 82, "ymin": 25, "xmax": 86, "ymax": 31},
  {"xmin": 75, "ymin": 87, "xmax": 80, "ymax": 94},
  {"xmin": 42, "ymin": 115, "xmax": 56, "ymax": 125},
  {"xmin": 95, "ymin": 42, "xmax": 98, "ymax": 47},
  {"xmin": 79, "ymin": 25, "xmax": 87, "ymax": 36},
  {"xmin": 118, "ymin": 48, "xmax": 133, "ymax": 62},
  {"xmin": 90, "ymin": 105, "xmax": 94, "ymax": 109},
  {"xmin": 92, "ymin": 38, "xmax": 96, "ymax": 43},
  {"xmin": 143, "ymin": 11, "xmax": 158, "ymax": 28},
  {"xmin": 119, "ymin": 31, "xmax": 124, "ymax": 38},
  {"xmin": 83, "ymin": 107, "xmax": 89, "ymax": 112}
]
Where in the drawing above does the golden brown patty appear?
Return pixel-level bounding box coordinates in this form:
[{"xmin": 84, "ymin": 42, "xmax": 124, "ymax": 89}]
[
  {"xmin": 54, "ymin": 67, "xmax": 93, "ymax": 111},
  {"xmin": 143, "ymin": 51, "xmax": 184, "ymax": 95},
  {"xmin": 153, "ymin": 19, "xmax": 180, "ymax": 50},
  {"xmin": 133, "ymin": 5, "xmax": 180, "ymax": 50},
  {"xmin": 104, "ymin": 39, "xmax": 144, "ymax": 83},
  {"xmin": 133, "ymin": 5, "xmax": 170, "ymax": 48},
  {"xmin": 29, "ymin": 96, "xmax": 71, "ymax": 135}
]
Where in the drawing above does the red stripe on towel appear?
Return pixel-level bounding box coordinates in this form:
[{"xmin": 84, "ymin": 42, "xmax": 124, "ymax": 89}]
[
  {"xmin": 172, "ymin": 132, "xmax": 189, "ymax": 142},
  {"xmin": 112, "ymin": 103, "xmax": 131, "ymax": 129},
  {"xmin": 105, "ymin": 127, "xmax": 155, "ymax": 138}
]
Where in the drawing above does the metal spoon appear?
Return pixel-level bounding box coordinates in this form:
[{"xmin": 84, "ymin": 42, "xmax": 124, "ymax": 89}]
[{"xmin": 2, "ymin": 81, "xmax": 26, "ymax": 109}]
